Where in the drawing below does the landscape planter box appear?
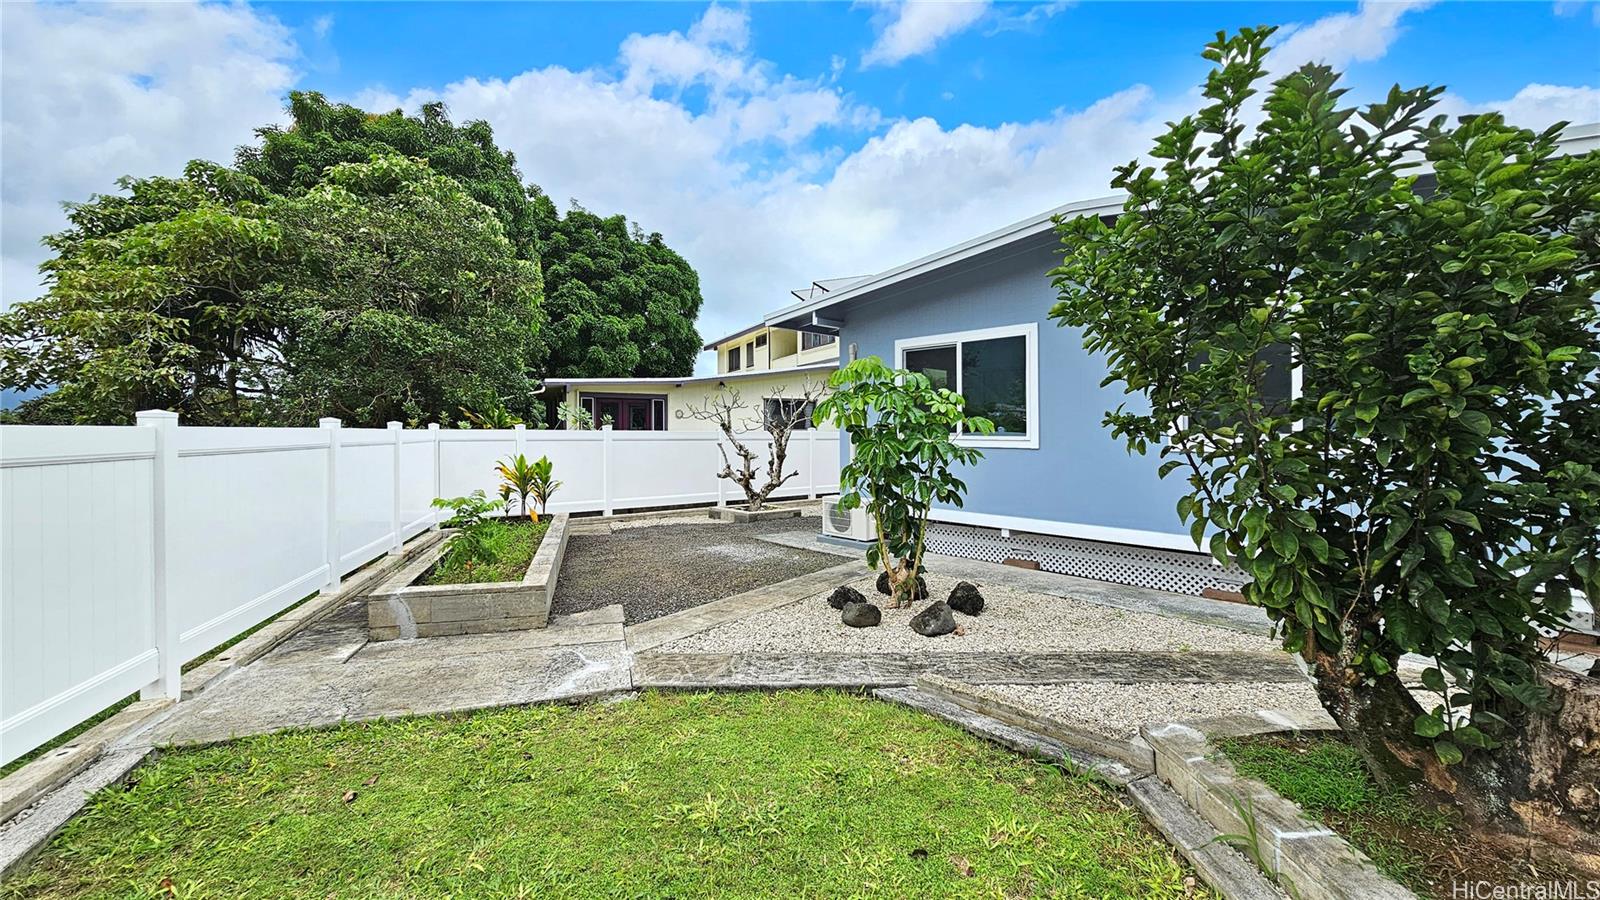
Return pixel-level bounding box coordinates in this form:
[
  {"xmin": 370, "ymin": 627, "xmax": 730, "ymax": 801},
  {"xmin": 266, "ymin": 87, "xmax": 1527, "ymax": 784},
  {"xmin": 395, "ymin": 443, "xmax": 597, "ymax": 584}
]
[
  {"xmin": 368, "ymin": 513, "xmax": 571, "ymax": 641},
  {"xmin": 708, "ymin": 505, "xmax": 802, "ymax": 524}
]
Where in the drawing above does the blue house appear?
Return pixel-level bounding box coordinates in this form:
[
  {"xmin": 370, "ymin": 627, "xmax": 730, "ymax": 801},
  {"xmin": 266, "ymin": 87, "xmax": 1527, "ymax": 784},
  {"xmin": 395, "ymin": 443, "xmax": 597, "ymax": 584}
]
[
  {"xmin": 761, "ymin": 196, "xmax": 1250, "ymax": 597},
  {"xmin": 760, "ymin": 123, "xmax": 1600, "ymax": 599}
]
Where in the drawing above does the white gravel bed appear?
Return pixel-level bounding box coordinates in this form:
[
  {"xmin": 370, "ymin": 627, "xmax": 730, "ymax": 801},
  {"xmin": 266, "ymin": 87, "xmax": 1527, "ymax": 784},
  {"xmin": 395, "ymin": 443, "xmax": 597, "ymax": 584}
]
[
  {"xmin": 963, "ymin": 681, "xmax": 1327, "ymax": 739},
  {"xmin": 658, "ymin": 572, "xmax": 1281, "ymax": 655}
]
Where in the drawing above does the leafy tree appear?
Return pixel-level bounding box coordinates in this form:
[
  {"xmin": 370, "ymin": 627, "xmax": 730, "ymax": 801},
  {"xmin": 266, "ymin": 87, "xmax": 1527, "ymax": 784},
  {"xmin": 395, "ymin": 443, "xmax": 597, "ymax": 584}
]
[
  {"xmin": 267, "ymin": 155, "xmax": 543, "ymax": 425},
  {"xmin": 237, "ymin": 92, "xmax": 541, "ymax": 258},
  {"xmin": 2, "ymin": 155, "xmax": 542, "ymax": 426},
  {"xmin": 532, "ymin": 193, "xmax": 703, "ymax": 379},
  {"xmin": 1050, "ymin": 27, "xmax": 1599, "ymax": 840},
  {"xmin": 0, "ymin": 162, "xmax": 287, "ymax": 424},
  {"xmin": 814, "ymin": 357, "xmax": 993, "ymax": 606}
]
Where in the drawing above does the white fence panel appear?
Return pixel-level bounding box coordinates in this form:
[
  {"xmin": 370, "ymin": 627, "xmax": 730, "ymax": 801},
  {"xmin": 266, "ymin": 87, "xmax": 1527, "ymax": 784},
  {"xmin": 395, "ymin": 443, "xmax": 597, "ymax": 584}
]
[
  {"xmin": 1, "ymin": 417, "xmax": 841, "ymax": 765},
  {"xmin": 436, "ymin": 431, "xmax": 519, "ymax": 506},
  {"xmin": 169, "ymin": 426, "xmax": 330, "ymax": 662},
  {"xmin": 521, "ymin": 432, "xmax": 607, "ymax": 514},
  {"xmin": 337, "ymin": 428, "xmax": 396, "ymax": 569},
  {"xmin": 398, "ymin": 431, "xmax": 438, "ymax": 537},
  {"xmin": 609, "ymin": 432, "xmax": 722, "ymax": 509},
  {"xmin": 1, "ymin": 426, "xmax": 159, "ymax": 764}
]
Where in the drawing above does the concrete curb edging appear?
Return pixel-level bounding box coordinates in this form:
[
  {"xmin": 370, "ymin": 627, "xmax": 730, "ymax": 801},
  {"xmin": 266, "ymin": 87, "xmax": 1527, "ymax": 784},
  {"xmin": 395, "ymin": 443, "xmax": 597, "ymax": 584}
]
[
  {"xmin": 1141, "ymin": 722, "xmax": 1416, "ymax": 900},
  {"xmin": 914, "ymin": 673, "xmax": 1157, "ymax": 773},
  {"xmin": 0, "ymin": 747, "xmax": 154, "ymax": 881},
  {"xmin": 708, "ymin": 505, "xmax": 803, "ymax": 523}
]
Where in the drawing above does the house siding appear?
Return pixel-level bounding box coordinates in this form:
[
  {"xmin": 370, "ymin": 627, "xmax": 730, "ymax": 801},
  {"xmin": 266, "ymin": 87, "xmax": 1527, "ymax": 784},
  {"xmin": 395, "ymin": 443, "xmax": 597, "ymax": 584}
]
[{"xmin": 835, "ymin": 237, "xmax": 1190, "ymax": 545}]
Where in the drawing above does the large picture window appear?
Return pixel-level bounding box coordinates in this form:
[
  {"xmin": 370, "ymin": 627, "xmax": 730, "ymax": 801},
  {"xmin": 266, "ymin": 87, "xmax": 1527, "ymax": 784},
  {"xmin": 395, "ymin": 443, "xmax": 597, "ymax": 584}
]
[{"xmin": 897, "ymin": 322, "xmax": 1038, "ymax": 448}]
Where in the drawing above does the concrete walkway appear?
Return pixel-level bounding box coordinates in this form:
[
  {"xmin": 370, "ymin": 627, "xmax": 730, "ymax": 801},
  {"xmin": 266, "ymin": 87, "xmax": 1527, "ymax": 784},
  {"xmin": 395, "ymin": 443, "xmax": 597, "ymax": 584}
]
[{"xmin": 134, "ymin": 601, "xmax": 632, "ymax": 749}]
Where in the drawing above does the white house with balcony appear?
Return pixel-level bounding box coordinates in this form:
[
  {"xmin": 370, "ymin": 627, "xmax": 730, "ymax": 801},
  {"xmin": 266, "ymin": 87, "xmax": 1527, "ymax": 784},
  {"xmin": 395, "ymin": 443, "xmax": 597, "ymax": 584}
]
[{"xmin": 539, "ymin": 278, "xmax": 861, "ymax": 432}]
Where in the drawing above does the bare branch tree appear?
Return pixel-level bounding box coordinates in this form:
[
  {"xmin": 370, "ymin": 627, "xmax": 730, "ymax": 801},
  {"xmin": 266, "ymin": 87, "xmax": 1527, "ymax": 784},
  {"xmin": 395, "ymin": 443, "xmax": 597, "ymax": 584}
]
[{"xmin": 676, "ymin": 380, "xmax": 829, "ymax": 511}]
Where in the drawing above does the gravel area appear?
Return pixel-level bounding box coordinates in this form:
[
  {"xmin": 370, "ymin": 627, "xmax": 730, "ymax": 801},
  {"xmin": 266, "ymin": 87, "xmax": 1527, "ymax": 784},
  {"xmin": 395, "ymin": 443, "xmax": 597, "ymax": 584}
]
[
  {"xmin": 660, "ymin": 571, "xmax": 1281, "ymax": 655},
  {"xmin": 961, "ymin": 681, "xmax": 1327, "ymax": 739},
  {"xmin": 552, "ymin": 516, "xmax": 842, "ymax": 624}
]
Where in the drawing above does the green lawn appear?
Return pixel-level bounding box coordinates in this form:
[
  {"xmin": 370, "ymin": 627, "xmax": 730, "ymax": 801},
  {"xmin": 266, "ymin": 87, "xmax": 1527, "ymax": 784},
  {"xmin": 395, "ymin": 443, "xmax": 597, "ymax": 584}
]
[{"xmin": 8, "ymin": 691, "xmax": 1206, "ymax": 899}]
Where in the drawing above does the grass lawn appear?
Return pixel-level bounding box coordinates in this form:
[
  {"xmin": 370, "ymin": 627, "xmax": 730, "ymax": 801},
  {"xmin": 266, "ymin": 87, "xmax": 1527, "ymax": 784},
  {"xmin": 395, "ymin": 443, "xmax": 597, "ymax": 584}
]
[
  {"xmin": 1216, "ymin": 733, "xmax": 1582, "ymax": 898},
  {"xmin": 8, "ymin": 691, "xmax": 1207, "ymax": 899},
  {"xmin": 423, "ymin": 518, "xmax": 547, "ymax": 585}
]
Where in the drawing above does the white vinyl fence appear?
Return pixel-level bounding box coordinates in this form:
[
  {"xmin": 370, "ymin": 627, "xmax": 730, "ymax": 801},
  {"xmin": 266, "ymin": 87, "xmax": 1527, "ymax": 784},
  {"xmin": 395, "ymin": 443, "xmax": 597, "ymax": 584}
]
[{"xmin": 0, "ymin": 414, "xmax": 839, "ymax": 765}]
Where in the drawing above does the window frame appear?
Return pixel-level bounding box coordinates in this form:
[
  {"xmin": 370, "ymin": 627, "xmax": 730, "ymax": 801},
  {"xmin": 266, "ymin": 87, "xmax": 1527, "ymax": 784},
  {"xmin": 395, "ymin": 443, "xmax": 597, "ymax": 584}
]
[
  {"xmin": 728, "ymin": 346, "xmax": 741, "ymax": 371},
  {"xmin": 895, "ymin": 321, "xmax": 1039, "ymax": 449}
]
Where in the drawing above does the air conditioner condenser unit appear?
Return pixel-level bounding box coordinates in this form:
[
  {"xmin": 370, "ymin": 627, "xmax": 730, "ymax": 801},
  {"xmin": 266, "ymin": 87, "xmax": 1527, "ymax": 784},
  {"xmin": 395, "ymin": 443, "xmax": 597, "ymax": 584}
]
[{"xmin": 821, "ymin": 499, "xmax": 873, "ymax": 541}]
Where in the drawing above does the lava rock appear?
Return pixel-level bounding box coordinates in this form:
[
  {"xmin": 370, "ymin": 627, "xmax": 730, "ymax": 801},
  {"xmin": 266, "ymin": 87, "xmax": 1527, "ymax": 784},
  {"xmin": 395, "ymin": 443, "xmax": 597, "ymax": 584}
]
[
  {"xmin": 909, "ymin": 600, "xmax": 957, "ymax": 637},
  {"xmin": 876, "ymin": 571, "xmax": 892, "ymax": 596},
  {"xmin": 947, "ymin": 581, "xmax": 985, "ymax": 616},
  {"xmin": 841, "ymin": 601, "xmax": 882, "ymax": 628},
  {"xmin": 828, "ymin": 585, "xmax": 867, "ymax": 610}
]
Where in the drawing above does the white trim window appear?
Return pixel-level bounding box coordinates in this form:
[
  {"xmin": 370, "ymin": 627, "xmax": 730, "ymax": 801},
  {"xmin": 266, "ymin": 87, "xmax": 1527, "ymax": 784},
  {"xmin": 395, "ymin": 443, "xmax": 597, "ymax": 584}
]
[{"xmin": 895, "ymin": 322, "xmax": 1039, "ymax": 449}]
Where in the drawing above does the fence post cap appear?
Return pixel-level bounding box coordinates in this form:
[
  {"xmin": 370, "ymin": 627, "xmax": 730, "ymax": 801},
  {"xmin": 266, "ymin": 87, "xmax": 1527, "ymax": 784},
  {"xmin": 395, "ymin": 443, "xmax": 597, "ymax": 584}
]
[
  {"xmin": 135, "ymin": 409, "xmax": 179, "ymax": 424},
  {"xmin": 318, "ymin": 417, "xmax": 342, "ymax": 428},
  {"xmin": 427, "ymin": 422, "xmax": 441, "ymax": 431},
  {"xmin": 387, "ymin": 421, "xmax": 403, "ymax": 430},
  {"xmin": 601, "ymin": 424, "xmax": 614, "ymax": 432},
  {"xmin": 513, "ymin": 423, "xmax": 526, "ymax": 432}
]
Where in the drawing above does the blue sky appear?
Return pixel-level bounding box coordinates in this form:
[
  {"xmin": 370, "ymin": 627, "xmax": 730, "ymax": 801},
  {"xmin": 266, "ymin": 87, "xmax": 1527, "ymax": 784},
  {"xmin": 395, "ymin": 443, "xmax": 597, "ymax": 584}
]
[{"xmin": 3, "ymin": 1, "xmax": 1598, "ymax": 375}]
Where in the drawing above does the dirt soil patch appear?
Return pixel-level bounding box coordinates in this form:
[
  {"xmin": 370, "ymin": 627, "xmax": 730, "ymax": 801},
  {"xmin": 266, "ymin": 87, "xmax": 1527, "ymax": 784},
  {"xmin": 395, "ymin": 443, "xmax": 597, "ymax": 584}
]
[
  {"xmin": 552, "ymin": 516, "xmax": 842, "ymax": 624},
  {"xmin": 1218, "ymin": 732, "xmax": 1591, "ymax": 898}
]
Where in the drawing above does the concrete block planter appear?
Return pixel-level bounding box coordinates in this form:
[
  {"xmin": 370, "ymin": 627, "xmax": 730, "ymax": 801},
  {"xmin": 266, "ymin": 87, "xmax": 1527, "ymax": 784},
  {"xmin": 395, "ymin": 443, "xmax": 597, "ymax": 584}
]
[
  {"xmin": 1141, "ymin": 722, "xmax": 1414, "ymax": 900},
  {"xmin": 368, "ymin": 514, "xmax": 571, "ymax": 641},
  {"xmin": 708, "ymin": 505, "xmax": 802, "ymax": 523}
]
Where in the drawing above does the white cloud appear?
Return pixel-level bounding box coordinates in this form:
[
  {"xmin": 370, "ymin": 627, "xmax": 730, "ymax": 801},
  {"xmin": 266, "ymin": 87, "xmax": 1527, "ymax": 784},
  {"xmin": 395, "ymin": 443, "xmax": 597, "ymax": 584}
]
[
  {"xmin": 860, "ymin": 1, "xmax": 990, "ymax": 68},
  {"xmin": 1, "ymin": 1, "xmax": 296, "ymax": 306},
  {"xmin": 1552, "ymin": 1, "xmax": 1600, "ymax": 26},
  {"xmin": 1268, "ymin": 0, "xmax": 1435, "ymax": 75},
  {"xmin": 4, "ymin": 0, "xmax": 1594, "ymax": 381},
  {"xmin": 1439, "ymin": 83, "xmax": 1600, "ymax": 131}
]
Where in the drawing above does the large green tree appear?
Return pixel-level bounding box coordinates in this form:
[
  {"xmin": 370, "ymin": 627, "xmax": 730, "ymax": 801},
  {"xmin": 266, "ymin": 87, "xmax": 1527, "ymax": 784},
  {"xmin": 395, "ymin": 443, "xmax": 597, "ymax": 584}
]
[
  {"xmin": 238, "ymin": 92, "xmax": 703, "ymax": 380},
  {"xmin": 1050, "ymin": 27, "xmax": 1599, "ymax": 850},
  {"xmin": 237, "ymin": 92, "xmax": 541, "ymax": 258},
  {"xmin": 0, "ymin": 162, "xmax": 287, "ymax": 424},
  {"xmin": 1, "ymin": 155, "xmax": 542, "ymax": 426},
  {"xmin": 532, "ymin": 192, "xmax": 703, "ymax": 379},
  {"xmin": 268, "ymin": 155, "xmax": 543, "ymax": 425}
]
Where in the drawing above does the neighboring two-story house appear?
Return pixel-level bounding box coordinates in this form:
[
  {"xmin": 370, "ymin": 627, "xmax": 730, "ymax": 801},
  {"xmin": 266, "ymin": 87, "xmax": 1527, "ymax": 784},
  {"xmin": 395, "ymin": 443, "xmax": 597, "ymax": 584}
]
[{"xmin": 541, "ymin": 278, "xmax": 861, "ymax": 432}]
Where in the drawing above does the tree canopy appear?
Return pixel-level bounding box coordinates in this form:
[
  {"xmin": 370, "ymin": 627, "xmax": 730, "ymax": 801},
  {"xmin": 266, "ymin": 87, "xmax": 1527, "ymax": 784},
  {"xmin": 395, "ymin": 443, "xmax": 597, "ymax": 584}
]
[
  {"xmin": 1050, "ymin": 27, "xmax": 1599, "ymax": 837},
  {"xmin": 3, "ymin": 93, "xmax": 704, "ymax": 424},
  {"xmin": 533, "ymin": 193, "xmax": 704, "ymax": 379}
]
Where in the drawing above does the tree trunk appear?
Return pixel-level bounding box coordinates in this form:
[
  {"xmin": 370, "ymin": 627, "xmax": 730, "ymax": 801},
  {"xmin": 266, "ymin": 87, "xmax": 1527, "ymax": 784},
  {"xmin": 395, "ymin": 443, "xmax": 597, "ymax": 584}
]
[{"xmin": 1311, "ymin": 651, "xmax": 1600, "ymax": 874}]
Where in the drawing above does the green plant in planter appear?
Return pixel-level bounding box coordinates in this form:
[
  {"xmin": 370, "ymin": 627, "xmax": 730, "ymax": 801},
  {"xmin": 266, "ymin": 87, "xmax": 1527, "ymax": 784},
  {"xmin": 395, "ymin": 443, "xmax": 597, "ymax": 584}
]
[
  {"xmin": 813, "ymin": 356, "xmax": 993, "ymax": 607},
  {"xmin": 525, "ymin": 455, "xmax": 562, "ymax": 519},
  {"xmin": 431, "ymin": 491, "xmax": 502, "ymax": 570},
  {"xmin": 495, "ymin": 453, "xmax": 544, "ymax": 520}
]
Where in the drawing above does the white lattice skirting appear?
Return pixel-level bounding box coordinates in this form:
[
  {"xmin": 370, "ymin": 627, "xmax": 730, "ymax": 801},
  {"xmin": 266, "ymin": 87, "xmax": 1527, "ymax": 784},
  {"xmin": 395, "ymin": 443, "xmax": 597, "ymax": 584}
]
[{"xmin": 925, "ymin": 522, "xmax": 1248, "ymax": 597}]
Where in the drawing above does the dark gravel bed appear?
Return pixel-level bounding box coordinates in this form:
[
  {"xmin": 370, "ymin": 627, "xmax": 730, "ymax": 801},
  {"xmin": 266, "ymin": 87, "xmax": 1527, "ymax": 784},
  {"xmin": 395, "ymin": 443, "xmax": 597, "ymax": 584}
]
[{"xmin": 552, "ymin": 516, "xmax": 842, "ymax": 624}]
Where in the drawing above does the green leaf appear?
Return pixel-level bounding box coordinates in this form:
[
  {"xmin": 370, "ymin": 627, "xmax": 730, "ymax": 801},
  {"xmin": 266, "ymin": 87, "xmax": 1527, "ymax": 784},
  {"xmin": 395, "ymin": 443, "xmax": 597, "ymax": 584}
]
[
  {"xmin": 1413, "ymin": 713, "xmax": 1448, "ymax": 738},
  {"xmin": 1270, "ymin": 530, "xmax": 1299, "ymax": 561},
  {"xmin": 1434, "ymin": 740, "xmax": 1463, "ymax": 766},
  {"xmin": 1426, "ymin": 526, "xmax": 1455, "ymax": 558}
]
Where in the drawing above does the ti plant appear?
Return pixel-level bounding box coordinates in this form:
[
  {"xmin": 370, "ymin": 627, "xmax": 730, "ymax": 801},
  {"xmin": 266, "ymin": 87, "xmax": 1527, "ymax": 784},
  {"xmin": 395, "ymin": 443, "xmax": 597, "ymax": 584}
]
[
  {"xmin": 459, "ymin": 403, "xmax": 523, "ymax": 429},
  {"xmin": 495, "ymin": 453, "xmax": 545, "ymax": 520},
  {"xmin": 813, "ymin": 357, "xmax": 993, "ymax": 607},
  {"xmin": 525, "ymin": 454, "xmax": 562, "ymax": 519}
]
